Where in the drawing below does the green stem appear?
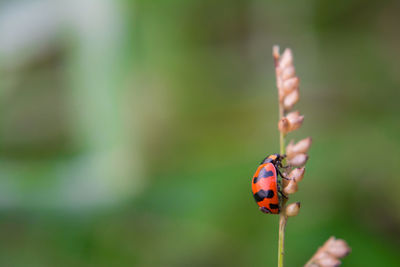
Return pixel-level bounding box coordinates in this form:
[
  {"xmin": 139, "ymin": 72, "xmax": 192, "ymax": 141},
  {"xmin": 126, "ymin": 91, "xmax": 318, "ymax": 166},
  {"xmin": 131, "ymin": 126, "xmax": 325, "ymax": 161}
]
[{"xmin": 278, "ymin": 104, "xmax": 287, "ymax": 267}]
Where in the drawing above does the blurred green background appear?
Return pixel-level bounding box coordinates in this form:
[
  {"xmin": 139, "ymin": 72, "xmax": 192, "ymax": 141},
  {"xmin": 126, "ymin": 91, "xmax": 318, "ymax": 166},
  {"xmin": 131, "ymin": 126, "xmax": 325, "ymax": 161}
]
[{"xmin": 1, "ymin": 0, "xmax": 400, "ymax": 266}]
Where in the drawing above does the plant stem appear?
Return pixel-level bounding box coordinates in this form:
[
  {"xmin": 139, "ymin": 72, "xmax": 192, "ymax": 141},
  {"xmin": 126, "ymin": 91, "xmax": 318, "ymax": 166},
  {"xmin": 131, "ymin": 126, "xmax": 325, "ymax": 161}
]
[
  {"xmin": 278, "ymin": 101, "xmax": 287, "ymax": 267},
  {"xmin": 278, "ymin": 198, "xmax": 287, "ymax": 267}
]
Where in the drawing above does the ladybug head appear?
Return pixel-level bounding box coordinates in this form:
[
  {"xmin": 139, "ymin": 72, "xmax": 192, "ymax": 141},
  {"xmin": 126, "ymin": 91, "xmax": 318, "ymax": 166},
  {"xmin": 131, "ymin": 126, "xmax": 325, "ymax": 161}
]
[{"xmin": 261, "ymin": 153, "xmax": 285, "ymax": 165}]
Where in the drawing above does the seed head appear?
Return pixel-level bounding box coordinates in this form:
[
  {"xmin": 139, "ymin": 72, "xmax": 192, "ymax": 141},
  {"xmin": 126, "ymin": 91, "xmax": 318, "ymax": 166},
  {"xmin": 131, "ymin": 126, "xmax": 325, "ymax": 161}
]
[
  {"xmin": 313, "ymin": 252, "xmax": 341, "ymax": 267},
  {"xmin": 279, "ymin": 48, "xmax": 293, "ymax": 68},
  {"xmin": 305, "ymin": 237, "xmax": 351, "ymax": 267},
  {"xmin": 287, "ymin": 153, "xmax": 308, "ymax": 167},
  {"xmin": 278, "ymin": 111, "xmax": 304, "ymax": 134},
  {"xmin": 283, "ymin": 179, "xmax": 298, "ymax": 195},
  {"xmin": 282, "ymin": 77, "xmax": 299, "ymax": 94},
  {"xmin": 273, "ymin": 45, "xmax": 280, "ymax": 62},
  {"xmin": 288, "ymin": 167, "xmax": 305, "ymax": 183},
  {"xmin": 283, "ymin": 87, "xmax": 300, "ymax": 110},
  {"xmin": 278, "ymin": 117, "xmax": 290, "ymax": 134},
  {"xmin": 286, "ymin": 137, "xmax": 312, "ymax": 158},
  {"xmin": 281, "ymin": 66, "xmax": 296, "ymax": 80},
  {"xmin": 286, "ymin": 111, "xmax": 304, "ymax": 130},
  {"xmin": 324, "ymin": 237, "xmax": 351, "ymax": 258},
  {"xmin": 274, "ymin": 47, "xmax": 300, "ymax": 108},
  {"xmin": 286, "ymin": 202, "xmax": 300, "ymax": 217},
  {"xmin": 274, "ymin": 46, "xmax": 309, "ymax": 220}
]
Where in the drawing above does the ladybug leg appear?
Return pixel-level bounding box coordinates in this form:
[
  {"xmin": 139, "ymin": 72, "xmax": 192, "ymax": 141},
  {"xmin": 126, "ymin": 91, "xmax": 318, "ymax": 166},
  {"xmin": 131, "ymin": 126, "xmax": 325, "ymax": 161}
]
[
  {"xmin": 276, "ymin": 168, "xmax": 291, "ymax": 180},
  {"xmin": 259, "ymin": 207, "xmax": 272, "ymax": 214},
  {"xmin": 277, "ymin": 184, "xmax": 288, "ymax": 199},
  {"xmin": 278, "ymin": 161, "xmax": 291, "ymax": 170},
  {"xmin": 280, "ymin": 190, "xmax": 288, "ymax": 199}
]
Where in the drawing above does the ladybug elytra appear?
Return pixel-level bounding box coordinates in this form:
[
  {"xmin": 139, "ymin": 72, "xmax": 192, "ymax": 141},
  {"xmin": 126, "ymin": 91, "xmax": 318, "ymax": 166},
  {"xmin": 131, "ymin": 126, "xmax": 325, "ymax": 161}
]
[{"xmin": 252, "ymin": 154, "xmax": 288, "ymax": 214}]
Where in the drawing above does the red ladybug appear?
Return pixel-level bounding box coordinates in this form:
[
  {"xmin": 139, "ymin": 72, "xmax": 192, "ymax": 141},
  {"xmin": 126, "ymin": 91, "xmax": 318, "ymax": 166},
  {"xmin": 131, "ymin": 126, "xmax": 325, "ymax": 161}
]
[{"xmin": 252, "ymin": 154, "xmax": 287, "ymax": 214}]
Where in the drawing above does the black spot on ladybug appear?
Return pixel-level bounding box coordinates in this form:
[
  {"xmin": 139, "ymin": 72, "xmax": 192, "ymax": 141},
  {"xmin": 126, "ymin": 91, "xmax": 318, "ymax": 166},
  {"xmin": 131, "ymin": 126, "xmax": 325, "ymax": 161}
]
[
  {"xmin": 253, "ymin": 169, "xmax": 274, "ymax": 183},
  {"xmin": 260, "ymin": 169, "xmax": 274, "ymax": 178},
  {"xmin": 253, "ymin": 189, "xmax": 275, "ymax": 202},
  {"xmin": 269, "ymin": 203, "xmax": 279, "ymax": 210}
]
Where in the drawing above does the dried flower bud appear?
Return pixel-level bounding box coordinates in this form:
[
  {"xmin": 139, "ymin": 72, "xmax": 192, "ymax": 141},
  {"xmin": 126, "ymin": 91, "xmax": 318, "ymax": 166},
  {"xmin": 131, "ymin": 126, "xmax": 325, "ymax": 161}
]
[
  {"xmin": 278, "ymin": 117, "xmax": 290, "ymax": 134},
  {"xmin": 305, "ymin": 237, "xmax": 351, "ymax": 267},
  {"xmin": 286, "ymin": 110, "xmax": 300, "ymax": 119},
  {"xmin": 274, "ymin": 46, "xmax": 300, "ymax": 109},
  {"xmin": 287, "ymin": 153, "xmax": 308, "ymax": 167},
  {"xmin": 283, "ymin": 87, "xmax": 299, "ymax": 110},
  {"xmin": 273, "ymin": 45, "xmax": 280, "ymax": 60},
  {"xmin": 288, "ymin": 167, "xmax": 305, "ymax": 183},
  {"xmin": 325, "ymin": 237, "xmax": 351, "ymax": 258},
  {"xmin": 286, "ymin": 137, "xmax": 312, "ymax": 158},
  {"xmin": 282, "ymin": 77, "xmax": 299, "ymax": 94},
  {"xmin": 279, "ymin": 111, "xmax": 304, "ymax": 134},
  {"xmin": 283, "ymin": 179, "xmax": 298, "ymax": 195},
  {"xmin": 315, "ymin": 254, "xmax": 341, "ymax": 267},
  {"xmin": 279, "ymin": 48, "xmax": 293, "ymax": 68},
  {"xmin": 286, "ymin": 111, "xmax": 304, "ymax": 130},
  {"xmin": 286, "ymin": 202, "xmax": 300, "ymax": 217},
  {"xmin": 281, "ymin": 66, "xmax": 296, "ymax": 80}
]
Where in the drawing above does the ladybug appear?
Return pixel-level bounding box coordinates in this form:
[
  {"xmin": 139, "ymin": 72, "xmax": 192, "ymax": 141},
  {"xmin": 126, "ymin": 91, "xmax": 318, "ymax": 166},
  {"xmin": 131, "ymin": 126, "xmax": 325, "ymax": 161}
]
[{"xmin": 251, "ymin": 154, "xmax": 288, "ymax": 214}]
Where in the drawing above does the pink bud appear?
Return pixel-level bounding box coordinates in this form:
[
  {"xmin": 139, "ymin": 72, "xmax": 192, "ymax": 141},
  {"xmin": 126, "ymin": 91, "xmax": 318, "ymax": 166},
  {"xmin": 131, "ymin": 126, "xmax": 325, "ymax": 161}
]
[
  {"xmin": 282, "ymin": 77, "xmax": 299, "ymax": 94},
  {"xmin": 278, "ymin": 118, "xmax": 290, "ymax": 134},
  {"xmin": 283, "ymin": 87, "xmax": 299, "ymax": 110},
  {"xmin": 288, "ymin": 153, "xmax": 308, "ymax": 167},
  {"xmin": 279, "ymin": 48, "xmax": 293, "ymax": 68},
  {"xmin": 288, "ymin": 167, "xmax": 305, "ymax": 183},
  {"xmin": 286, "ymin": 202, "xmax": 300, "ymax": 217},
  {"xmin": 281, "ymin": 66, "xmax": 296, "ymax": 80},
  {"xmin": 286, "ymin": 111, "xmax": 304, "ymax": 131},
  {"xmin": 316, "ymin": 254, "xmax": 341, "ymax": 267},
  {"xmin": 286, "ymin": 137, "xmax": 312, "ymax": 158},
  {"xmin": 326, "ymin": 238, "xmax": 351, "ymax": 258},
  {"xmin": 279, "ymin": 111, "xmax": 304, "ymax": 134},
  {"xmin": 283, "ymin": 179, "xmax": 298, "ymax": 195}
]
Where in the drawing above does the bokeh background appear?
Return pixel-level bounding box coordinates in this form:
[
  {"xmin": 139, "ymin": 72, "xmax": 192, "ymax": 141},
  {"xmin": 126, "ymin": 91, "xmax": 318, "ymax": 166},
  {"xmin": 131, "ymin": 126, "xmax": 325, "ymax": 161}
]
[{"xmin": 1, "ymin": 0, "xmax": 400, "ymax": 266}]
